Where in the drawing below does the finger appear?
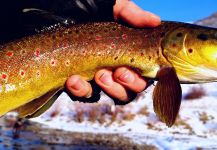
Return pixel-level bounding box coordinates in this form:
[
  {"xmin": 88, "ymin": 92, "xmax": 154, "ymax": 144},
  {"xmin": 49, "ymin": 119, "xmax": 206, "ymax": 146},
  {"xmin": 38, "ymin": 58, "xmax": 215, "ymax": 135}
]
[
  {"xmin": 65, "ymin": 75, "xmax": 92, "ymax": 98},
  {"xmin": 95, "ymin": 69, "xmax": 130, "ymax": 102},
  {"xmin": 114, "ymin": 1, "xmax": 161, "ymax": 27},
  {"xmin": 114, "ymin": 67, "xmax": 148, "ymax": 93}
]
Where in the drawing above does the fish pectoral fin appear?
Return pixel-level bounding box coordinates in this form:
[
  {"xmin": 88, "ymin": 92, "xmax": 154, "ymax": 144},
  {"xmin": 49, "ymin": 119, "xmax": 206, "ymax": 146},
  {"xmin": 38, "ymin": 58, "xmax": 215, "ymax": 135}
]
[
  {"xmin": 14, "ymin": 88, "xmax": 63, "ymax": 118},
  {"xmin": 153, "ymin": 67, "xmax": 182, "ymax": 127}
]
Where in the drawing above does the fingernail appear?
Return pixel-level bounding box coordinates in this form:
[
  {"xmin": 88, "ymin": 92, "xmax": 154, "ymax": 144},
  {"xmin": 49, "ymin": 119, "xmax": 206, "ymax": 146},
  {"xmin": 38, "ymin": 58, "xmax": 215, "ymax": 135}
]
[
  {"xmin": 99, "ymin": 72, "xmax": 113, "ymax": 86},
  {"xmin": 70, "ymin": 78, "xmax": 85, "ymax": 91},
  {"xmin": 119, "ymin": 69, "xmax": 134, "ymax": 83},
  {"xmin": 85, "ymin": 88, "xmax": 92, "ymax": 98},
  {"xmin": 85, "ymin": 93, "xmax": 92, "ymax": 98}
]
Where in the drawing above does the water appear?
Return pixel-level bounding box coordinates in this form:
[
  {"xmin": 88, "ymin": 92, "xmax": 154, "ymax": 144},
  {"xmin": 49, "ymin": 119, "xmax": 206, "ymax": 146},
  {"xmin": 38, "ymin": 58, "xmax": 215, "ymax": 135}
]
[{"xmin": 0, "ymin": 126, "xmax": 121, "ymax": 150}]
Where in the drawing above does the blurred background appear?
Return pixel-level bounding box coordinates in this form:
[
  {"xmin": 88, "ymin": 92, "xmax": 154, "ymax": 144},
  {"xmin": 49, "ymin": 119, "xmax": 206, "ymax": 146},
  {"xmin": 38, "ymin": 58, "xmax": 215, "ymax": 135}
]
[
  {"xmin": 0, "ymin": 1, "xmax": 217, "ymax": 150},
  {"xmin": 134, "ymin": 0, "xmax": 217, "ymax": 22}
]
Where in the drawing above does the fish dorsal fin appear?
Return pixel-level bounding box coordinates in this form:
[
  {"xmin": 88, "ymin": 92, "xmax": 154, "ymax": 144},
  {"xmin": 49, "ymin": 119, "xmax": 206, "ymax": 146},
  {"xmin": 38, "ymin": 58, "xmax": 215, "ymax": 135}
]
[
  {"xmin": 14, "ymin": 88, "xmax": 63, "ymax": 118},
  {"xmin": 153, "ymin": 67, "xmax": 182, "ymax": 127}
]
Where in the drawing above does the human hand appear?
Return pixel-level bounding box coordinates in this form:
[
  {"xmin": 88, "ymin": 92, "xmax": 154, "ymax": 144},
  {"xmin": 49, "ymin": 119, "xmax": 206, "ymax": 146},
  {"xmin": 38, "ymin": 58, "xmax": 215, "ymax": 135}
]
[{"xmin": 65, "ymin": 0, "xmax": 161, "ymax": 104}]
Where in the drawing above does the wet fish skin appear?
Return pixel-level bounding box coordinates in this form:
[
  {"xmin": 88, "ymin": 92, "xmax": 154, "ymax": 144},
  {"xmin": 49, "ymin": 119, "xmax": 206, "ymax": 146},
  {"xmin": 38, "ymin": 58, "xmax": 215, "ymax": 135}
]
[{"xmin": 0, "ymin": 21, "xmax": 217, "ymax": 127}]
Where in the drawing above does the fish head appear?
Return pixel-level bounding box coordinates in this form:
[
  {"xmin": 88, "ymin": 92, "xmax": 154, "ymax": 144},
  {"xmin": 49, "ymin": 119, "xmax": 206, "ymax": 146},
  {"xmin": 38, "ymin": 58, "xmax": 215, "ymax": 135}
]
[{"xmin": 162, "ymin": 24, "xmax": 217, "ymax": 83}]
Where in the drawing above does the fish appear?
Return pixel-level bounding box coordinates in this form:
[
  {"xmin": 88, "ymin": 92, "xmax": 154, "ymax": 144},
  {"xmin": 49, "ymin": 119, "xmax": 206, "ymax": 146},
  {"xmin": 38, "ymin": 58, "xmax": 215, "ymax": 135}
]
[{"xmin": 0, "ymin": 21, "xmax": 217, "ymax": 127}]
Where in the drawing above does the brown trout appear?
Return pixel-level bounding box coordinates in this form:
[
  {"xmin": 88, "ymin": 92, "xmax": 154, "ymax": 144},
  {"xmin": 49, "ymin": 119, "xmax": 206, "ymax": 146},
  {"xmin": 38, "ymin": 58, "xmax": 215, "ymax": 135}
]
[{"xmin": 0, "ymin": 21, "xmax": 217, "ymax": 127}]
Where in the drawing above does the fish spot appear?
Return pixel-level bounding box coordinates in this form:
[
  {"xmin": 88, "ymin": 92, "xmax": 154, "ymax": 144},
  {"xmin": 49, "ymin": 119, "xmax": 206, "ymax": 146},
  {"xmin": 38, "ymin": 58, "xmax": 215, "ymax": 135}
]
[
  {"xmin": 34, "ymin": 49, "xmax": 40, "ymax": 57},
  {"xmin": 104, "ymin": 29, "xmax": 108, "ymax": 33},
  {"xmin": 95, "ymin": 35, "xmax": 102, "ymax": 41},
  {"xmin": 19, "ymin": 70, "xmax": 25, "ymax": 77},
  {"xmin": 110, "ymin": 43, "xmax": 116, "ymax": 49},
  {"xmin": 97, "ymin": 52, "xmax": 102, "ymax": 56},
  {"xmin": 65, "ymin": 60, "xmax": 70, "ymax": 66},
  {"xmin": 197, "ymin": 33, "xmax": 208, "ymax": 41},
  {"xmin": 62, "ymin": 42, "xmax": 69, "ymax": 48},
  {"xmin": 20, "ymin": 50, "xmax": 26, "ymax": 55},
  {"xmin": 75, "ymin": 30, "xmax": 79, "ymax": 34},
  {"xmin": 114, "ymin": 56, "xmax": 118, "ymax": 60},
  {"xmin": 122, "ymin": 34, "xmax": 128, "ymax": 40},
  {"xmin": 172, "ymin": 44, "xmax": 177, "ymax": 48},
  {"xmin": 50, "ymin": 59, "xmax": 57, "ymax": 66},
  {"xmin": 149, "ymin": 56, "xmax": 151, "ymax": 61},
  {"xmin": 36, "ymin": 70, "xmax": 41, "ymax": 77},
  {"xmin": 68, "ymin": 30, "xmax": 72, "ymax": 34},
  {"xmin": 140, "ymin": 52, "xmax": 144, "ymax": 56},
  {"xmin": 1, "ymin": 73, "xmax": 8, "ymax": 80},
  {"xmin": 176, "ymin": 33, "xmax": 183, "ymax": 37},
  {"xmin": 130, "ymin": 58, "xmax": 135, "ymax": 63},
  {"xmin": 188, "ymin": 48, "xmax": 193, "ymax": 53},
  {"xmin": 6, "ymin": 51, "xmax": 13, "ymax": 57},
  {"xmin": 112, "ymin": 27, "xmax": 117, "ymax": 31}
]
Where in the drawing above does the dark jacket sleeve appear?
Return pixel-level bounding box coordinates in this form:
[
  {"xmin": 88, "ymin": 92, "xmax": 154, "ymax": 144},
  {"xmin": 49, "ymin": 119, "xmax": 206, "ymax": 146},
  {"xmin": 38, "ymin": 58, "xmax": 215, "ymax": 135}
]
[
  {"xmin": 36, "ymin": 0, "xmax": 116, "ymax": 22},
  {"xmin": 0, "ymin": 0, "xmax": 116, "ymax": 43}
]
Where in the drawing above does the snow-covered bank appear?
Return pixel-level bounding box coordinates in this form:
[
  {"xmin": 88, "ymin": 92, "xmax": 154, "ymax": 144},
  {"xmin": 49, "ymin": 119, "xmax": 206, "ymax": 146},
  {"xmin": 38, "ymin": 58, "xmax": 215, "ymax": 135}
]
[{"xmin": 30, "ymin": 83, "xmax": 217, "ymax": 150}]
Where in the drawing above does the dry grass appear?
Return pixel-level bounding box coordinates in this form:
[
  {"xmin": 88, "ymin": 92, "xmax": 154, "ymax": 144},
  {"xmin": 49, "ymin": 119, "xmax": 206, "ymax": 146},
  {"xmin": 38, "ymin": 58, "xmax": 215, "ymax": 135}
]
[
  {"xmin": 122, "ymin": 113, "xmax": 135, "ymax": 121},
  {"xmin": 199, "ymin": 112, "xmax": 214, "ymax": 124},
  {"xmin": 75, "ymin": 110, "xmax": 84, "ymax": 123},
  {"xmin": 184, "ymin": 86, "xmax": 206, "ymax": 100},
  {"xmin": 174, "ymin": 116, "xmax": 193, "ymax": 134},
  {"xmin": 50, "ymin": 110, "xmax": 60, "ymax": 118},
  {"xmin": 138, "ymin": 106, "xmax": 150, "ymax": 116},
  {"xmin": 70, "ymin": 103, "xmax": 138, "ymax": 125}
]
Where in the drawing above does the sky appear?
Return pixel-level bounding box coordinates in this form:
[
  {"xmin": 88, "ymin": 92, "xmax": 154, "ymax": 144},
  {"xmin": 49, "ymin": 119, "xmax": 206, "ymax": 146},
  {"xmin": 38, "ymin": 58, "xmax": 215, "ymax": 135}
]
[{"xmin": 133, "ymin": 0, "xmax": 217, "ymax": 22}]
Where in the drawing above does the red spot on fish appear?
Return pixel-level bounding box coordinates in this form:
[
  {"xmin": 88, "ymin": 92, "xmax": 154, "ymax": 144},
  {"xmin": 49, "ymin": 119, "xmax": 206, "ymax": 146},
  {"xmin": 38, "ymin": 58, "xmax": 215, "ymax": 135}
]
[
  {"xmin": 20, "ymin": 70, "xmax": 25, "ymax": 77},
  {"xmin": 34, "ymin": 49, "xmax": 40, "ymax": 57},
  {"xmin": 95, "ymin": 35, "xmax": 102, "ymax": 41},
  {"xmin": 141, "ymin": 52, "xmax": 144, "ymax": 56},
  {"xmin": 63, "ymin": 42, "xmax": 69, "ymax": 48},
  {"xmin": 1, "ymin": 73, "xmax": 7, "ymax": 80},
  {"xmin": 111, "ymin": 43, "xmax": 116, "ymax": 49},
  {"xmin": 122, "ymin": 34, "xmax": 127, "ymax": 40},
  {"xmin": 6, "ymin": 51, "xmax": 13, "ymax": 57}
]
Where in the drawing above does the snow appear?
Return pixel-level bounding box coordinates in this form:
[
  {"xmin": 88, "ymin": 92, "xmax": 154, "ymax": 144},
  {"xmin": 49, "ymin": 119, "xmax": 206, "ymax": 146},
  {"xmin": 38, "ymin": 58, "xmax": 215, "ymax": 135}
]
[{"xmin": 29, "ymin": 82, "xmax": 217, "ymax": 149}]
